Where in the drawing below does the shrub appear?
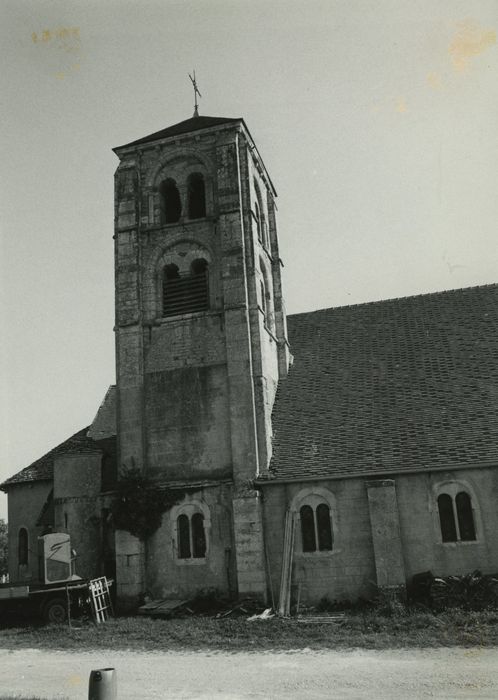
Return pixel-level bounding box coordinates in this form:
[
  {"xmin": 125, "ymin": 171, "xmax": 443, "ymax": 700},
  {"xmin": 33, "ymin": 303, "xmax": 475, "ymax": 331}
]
[{"xmin": 111, "ymin": 468, "xmax": 180, "ymax": 540}]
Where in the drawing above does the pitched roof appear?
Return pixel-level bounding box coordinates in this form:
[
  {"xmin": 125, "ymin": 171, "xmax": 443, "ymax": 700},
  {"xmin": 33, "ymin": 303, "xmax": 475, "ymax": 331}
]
[
  {"xmin": 266, "ymin": 284, "xmax": 498, "ymax": 482},
  {"xmin": 87, "ymin": 385, "xmax": 116, "ymax": 440},
  {"xmin": 114, "ymin": 115, "xmax": 242, "ymax": 150},
  {"xmin": 0, "ymin": 428, "xmax": 105, "ymax": 490}
]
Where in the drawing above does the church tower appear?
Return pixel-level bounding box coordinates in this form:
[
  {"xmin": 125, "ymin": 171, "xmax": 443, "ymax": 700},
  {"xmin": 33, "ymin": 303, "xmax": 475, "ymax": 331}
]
[{"xmin": 112, "ymin": 114, "xmax": 289, "ymax": 607}]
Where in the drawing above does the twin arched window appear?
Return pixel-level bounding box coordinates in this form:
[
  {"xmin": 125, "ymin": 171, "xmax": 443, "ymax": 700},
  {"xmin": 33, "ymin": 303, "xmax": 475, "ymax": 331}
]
[
  {"xmin": 160, "ymin": 172, "xmax": 206, "ymax": 224},
  {"xmin": 437, "ymin": 490, "xmax": 476, "ymax": 542},
  {"xmin": 177, "ymin": 512, "xmax": 206, "ymax": 559},
  {"xmin": 163, "ymin": 258, "xmax": 209, "ymax": 317},
  {"xmin": 300, "ymin": 503, "xmax": 333, "ymax": 553}
]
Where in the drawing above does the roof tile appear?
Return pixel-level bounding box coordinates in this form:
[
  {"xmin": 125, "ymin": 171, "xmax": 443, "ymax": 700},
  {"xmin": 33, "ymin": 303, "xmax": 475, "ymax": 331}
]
[{"xmin": 268, "ymin": 284, "xmax": 498, "ymax": 481}]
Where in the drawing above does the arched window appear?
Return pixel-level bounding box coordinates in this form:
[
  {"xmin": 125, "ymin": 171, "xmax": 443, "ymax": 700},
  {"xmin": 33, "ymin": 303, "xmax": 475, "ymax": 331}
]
[
  {"xmin": 187, "ymin": 173, "xmax": 206, "ymax": 219},
  {"xmin": 260, "ymin": 280, "xmax": 267, "ymax": 318},
  {"xmin": 254, "ymin": 200, "xmax": 263, "ymax": 242},
  {"xmin": 18, "ymin": 528, "xmax": 28, "ymax": 566},
  {"xmin": 299, "ymin": 503, "xmax": 333, "ymax": 553},
  {"xmin": 254, "ymin": 180, "xmax": 269, "ymax": 248},
  {"xmin": 300, "ymin": 505, "xmax": 316, "ymax": 552},
  {"xmin": 259, "ymin": 259, "xmax": 273, "ymax": 329},
  {"xmin": 159, "ymin": 178, "xmax": 182, "ymax": 223},
  {"xmin": 176, "ymin": 512, "xmax": 206, "ymax": 560},
  {"xmin": 162, "ymin": 258, "xmax": 209, "ymax": 317},
  {"xmin": 437, "ymin": 490, "xmax": 476, "ymax": 542},
  {"xmin": 177, "ymin": 514, "xmax": 191, "ymax": 559}
]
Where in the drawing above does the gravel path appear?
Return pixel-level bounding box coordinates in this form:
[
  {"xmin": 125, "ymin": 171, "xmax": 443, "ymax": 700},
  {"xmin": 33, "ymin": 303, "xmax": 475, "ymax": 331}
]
[{"xmin": 0, "ymin": 647, "xmax": 497, "ymax": 699}]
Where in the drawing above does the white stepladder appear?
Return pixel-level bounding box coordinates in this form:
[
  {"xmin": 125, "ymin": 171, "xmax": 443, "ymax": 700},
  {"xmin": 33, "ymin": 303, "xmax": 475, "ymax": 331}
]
[{"xmin": 88, "ymin": 577, "xmax": 114, "ymax": 623}]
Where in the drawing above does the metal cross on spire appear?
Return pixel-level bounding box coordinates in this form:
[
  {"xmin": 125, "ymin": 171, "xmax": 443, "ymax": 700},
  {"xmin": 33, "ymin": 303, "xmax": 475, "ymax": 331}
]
[{"xmin": 189, "ymin": 70, "xmax": 202, "ymax": 118}]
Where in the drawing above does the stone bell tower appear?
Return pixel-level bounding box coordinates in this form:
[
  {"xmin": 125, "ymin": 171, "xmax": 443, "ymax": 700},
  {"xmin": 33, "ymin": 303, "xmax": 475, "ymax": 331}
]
[{"xmin": 112, "ymin": 114, "xmax": 289, "ymax": 607}]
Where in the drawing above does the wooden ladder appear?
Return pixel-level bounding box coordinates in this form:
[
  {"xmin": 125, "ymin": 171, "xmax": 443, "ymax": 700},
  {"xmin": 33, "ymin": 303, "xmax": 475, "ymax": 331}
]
[{"xmin": 278, "ymin": 510, "xmax": 296, "ymax": 616}]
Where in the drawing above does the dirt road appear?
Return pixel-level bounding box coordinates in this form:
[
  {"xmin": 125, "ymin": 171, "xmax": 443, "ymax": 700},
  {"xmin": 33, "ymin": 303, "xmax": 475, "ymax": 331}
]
[{"xmin": 0, "ymin": 647, "xmax": 497, "ymax": 699}]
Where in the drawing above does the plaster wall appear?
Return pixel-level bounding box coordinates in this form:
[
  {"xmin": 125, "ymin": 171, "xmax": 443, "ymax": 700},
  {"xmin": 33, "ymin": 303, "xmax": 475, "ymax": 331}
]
[
  {"xmin": 144, "ymin": 365, "xmax": 232, "ymax": 480},
  {"xmin": 262, "ymin": 479, "xmax": 376, "ymax": 605},
  {"xmin": 53, "ymin": 454, "xmax": 103, "ymax": 579},
  {"xmin": 145, "ymin": 484, "xmax": 236, "ymax": 599},
  {"xmin": 396, "ymin": 468, "xmax": 498, "ymax": 580}
]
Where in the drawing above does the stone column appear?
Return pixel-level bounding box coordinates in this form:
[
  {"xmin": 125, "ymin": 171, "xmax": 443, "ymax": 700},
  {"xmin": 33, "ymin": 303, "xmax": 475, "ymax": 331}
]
[{"xmin": 366, "ymin": 479, "xmax": 406, "ymax": 593}]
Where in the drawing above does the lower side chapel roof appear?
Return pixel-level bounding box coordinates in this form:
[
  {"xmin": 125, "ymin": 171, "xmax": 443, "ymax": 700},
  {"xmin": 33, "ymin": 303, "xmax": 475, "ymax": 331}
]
[
  {"xmin": 0, "ymin": 386, "xmax": 117, "ymax": 490},
  {"xmin": 268, "ymin": 284, "xmax": 498, "ymax": 481}
]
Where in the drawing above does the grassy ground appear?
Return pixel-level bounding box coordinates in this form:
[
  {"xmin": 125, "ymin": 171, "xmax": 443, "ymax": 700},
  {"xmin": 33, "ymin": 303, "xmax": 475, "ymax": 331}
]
[{"xmin": 1, "ymin": 609, "xmax": 498, "ymax": 652}]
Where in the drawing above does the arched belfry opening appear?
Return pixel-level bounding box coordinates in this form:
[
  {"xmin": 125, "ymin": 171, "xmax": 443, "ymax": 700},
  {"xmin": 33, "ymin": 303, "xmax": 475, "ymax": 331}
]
[
  {"xmin": 162, "ymin": 257, "xmax": 209, "ymax": 317},
  {"xmin": 160, "ymin": 178, "xmax": 182, "ymax": 223},
  {"xmin": 187, "ymin": 172, "xmax": 206, "ymax": 219}
]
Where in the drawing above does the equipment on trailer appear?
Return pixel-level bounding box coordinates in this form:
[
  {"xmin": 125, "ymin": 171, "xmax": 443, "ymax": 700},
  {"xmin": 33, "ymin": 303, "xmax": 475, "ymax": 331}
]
[{"xmin": 0, "ymin": 533, "xmax": 113, "ymax": 623}]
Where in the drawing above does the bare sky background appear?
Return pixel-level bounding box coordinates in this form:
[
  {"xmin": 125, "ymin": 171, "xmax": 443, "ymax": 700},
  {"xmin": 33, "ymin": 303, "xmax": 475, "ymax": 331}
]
[{"xmin": 1, "ymin": 0, "xmax": 497, "ymax": 520}]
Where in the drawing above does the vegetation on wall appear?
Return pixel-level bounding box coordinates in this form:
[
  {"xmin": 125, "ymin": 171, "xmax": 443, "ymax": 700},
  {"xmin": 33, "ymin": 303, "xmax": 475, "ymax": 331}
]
[
  {"xmin": 0, "ymin": 518, "xmax": 7, "ymax": 576},
  {"xmin": 110, "ymin": 468, "xmax": 180, "ymax": 541}
]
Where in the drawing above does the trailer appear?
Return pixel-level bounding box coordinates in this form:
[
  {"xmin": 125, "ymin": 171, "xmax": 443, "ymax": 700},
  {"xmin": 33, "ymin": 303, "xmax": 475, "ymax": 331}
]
[{"xmin": 0, "ymin": 533, "xmax": 112, "ymax": 624}]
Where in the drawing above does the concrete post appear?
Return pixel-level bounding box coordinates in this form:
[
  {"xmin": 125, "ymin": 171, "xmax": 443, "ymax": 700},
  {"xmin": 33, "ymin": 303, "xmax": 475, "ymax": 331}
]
[
  {"xmin": 232, "ymin": 491, "xmax": 267, "ymax": 602},
  {"xmin": 114, "ymin": 529, "xmax": 145, "ymax": 611},
  {"xmin": 366, "ymin": 479, "xmax": 406, "ymax": 593}
]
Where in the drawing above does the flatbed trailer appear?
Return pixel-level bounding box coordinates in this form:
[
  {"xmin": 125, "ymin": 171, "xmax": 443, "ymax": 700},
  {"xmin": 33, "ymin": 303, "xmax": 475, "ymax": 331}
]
[
  {"xmin": 0, "ymin": 577, "xmax": 95, "ymax": 623},
  {"xmin": 0, "ymin": 533, "xmax": 113, "ymax": 624}
]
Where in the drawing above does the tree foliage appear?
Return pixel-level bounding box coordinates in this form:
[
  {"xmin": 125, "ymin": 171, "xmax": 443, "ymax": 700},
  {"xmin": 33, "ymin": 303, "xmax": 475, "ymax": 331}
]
[
  {"xmin": 0, "ymin": 518, "xmax": 8, "ymax": 576},
  {"xmin": 110, "ymin": 468, "xmax": 180, "ymax": 541}
]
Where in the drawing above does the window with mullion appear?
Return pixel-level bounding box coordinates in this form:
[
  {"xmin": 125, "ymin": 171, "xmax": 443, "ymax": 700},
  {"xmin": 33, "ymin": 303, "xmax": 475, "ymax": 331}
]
[{"xmin": 437, "ymin": 491, "xmax": 476, "ymax": 543}]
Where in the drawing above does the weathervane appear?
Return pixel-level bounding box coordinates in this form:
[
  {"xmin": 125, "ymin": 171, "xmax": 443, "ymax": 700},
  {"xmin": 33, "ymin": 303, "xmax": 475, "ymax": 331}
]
[{"xmin": 189, "ymin": 70, "xmax": 202, "ymax": 117}]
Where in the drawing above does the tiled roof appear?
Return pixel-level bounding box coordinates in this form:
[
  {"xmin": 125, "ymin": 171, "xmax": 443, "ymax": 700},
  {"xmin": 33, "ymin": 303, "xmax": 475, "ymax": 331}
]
[
  {"xmin": 87, "ymin": 385, "xmax": 116, "ymax": 440},
  {"xmin": 0, "ymin": 428, "xmax": 106, "ymax": 490},
  {"xmin": 115, "ymin": 115, "xmax": 242, "ymax": 150},
  {"xmin": 267, "ymin": 284, "xmax": 498, "ymax": 481}
]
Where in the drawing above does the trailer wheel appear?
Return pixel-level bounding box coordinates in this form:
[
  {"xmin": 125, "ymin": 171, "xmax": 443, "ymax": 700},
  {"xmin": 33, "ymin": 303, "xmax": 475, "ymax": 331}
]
[{"xmin": 42, "ymin": 596, "xmax": 67, "ymax": 624}]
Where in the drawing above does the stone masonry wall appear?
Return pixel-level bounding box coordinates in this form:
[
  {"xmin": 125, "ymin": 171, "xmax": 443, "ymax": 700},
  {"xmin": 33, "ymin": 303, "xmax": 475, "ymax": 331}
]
[{"xmin": 6, "ymin": 481, "xmax": 52, "ymax": 583}]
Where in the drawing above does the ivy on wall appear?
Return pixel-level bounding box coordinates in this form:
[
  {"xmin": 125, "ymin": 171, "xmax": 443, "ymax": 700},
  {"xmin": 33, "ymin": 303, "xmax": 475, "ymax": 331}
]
[{"xmin": 111, "ymin": 468, "xmax": 180, "ymax": 541}]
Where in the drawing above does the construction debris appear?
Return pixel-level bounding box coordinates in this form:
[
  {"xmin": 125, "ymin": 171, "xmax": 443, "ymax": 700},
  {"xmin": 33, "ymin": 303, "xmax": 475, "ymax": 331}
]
[{"xmin": 247, "ymin": 608, "xmax": 275, "ymax": 621}]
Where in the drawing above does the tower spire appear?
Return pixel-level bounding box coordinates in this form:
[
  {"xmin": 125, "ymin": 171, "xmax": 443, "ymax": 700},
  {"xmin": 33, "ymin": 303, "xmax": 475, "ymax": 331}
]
[{"xmin": 188, "ymin": 70, "xmax": 202, "ymax": 118}]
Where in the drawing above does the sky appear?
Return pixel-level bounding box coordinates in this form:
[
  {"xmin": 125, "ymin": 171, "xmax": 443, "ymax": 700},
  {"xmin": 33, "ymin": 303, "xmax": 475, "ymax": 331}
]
[{"xmin": 1, "ymin": 0, "xmax": 497, "ymax": 521}]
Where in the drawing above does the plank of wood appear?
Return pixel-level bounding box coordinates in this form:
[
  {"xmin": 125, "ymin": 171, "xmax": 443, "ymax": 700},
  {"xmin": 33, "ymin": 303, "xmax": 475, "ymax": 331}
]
[{"xmin": 138, "ymin": 599, "xmax": 189, "ymax": 617}]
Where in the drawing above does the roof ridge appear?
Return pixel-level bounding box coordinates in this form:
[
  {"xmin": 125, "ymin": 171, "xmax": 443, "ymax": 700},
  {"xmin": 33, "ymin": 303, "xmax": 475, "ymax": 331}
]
[{"xmin": 288, "ymin": 282, "xmax": 498, "ymax": 319}]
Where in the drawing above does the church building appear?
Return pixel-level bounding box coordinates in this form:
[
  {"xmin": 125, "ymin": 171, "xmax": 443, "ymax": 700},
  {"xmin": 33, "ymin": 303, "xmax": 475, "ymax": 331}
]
[{"xmin": 2, "ymin": 113, "xmax": 498, "ymax": 611}]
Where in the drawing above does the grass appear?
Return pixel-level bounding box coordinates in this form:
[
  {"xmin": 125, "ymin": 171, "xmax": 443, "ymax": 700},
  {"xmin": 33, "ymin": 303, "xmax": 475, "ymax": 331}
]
[{"xmin": 1, "ymin": 609, "xmax": 498, "ymax": 652}]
